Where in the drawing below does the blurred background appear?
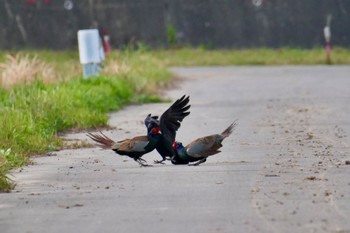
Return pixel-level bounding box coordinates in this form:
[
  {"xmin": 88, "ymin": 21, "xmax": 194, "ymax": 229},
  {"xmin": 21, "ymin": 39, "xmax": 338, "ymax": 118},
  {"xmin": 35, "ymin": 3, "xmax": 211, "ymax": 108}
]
[{"xmin": 1, "ymin": 0, "xmax": 349, "ymax": 50}]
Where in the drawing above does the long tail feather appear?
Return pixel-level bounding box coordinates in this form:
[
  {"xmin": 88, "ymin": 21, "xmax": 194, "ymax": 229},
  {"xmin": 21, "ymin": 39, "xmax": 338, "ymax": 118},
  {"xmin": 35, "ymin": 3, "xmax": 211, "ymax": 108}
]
[
  {"xmin": 221, "ymin": 120, "xmax": 238, "ymax": 138},
  {"xmin": 87, "ymin": 131, "xmax": 115, "ymax": 149}
]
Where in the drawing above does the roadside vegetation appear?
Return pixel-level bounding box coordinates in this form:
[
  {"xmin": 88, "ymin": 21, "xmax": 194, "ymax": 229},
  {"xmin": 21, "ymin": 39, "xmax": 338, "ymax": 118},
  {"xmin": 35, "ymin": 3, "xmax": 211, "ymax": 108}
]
[
  {"xmin": 1, "ymin": 47, "xmax": 349, "ymax": 191},
  {"xmin": 153, "ymin": 47, "xmax": 350, "ymax": 66}
]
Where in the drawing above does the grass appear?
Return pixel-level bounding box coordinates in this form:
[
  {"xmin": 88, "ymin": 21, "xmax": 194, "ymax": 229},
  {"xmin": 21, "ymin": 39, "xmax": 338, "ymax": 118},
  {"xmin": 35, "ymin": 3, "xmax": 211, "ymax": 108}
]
[
  {"xmin": 148, "ymin": 47, "xmax": 350, "ymax": 66},
  {"xmin": 1, "ymin": 47, "xmax": 350, "ymax": 192}
]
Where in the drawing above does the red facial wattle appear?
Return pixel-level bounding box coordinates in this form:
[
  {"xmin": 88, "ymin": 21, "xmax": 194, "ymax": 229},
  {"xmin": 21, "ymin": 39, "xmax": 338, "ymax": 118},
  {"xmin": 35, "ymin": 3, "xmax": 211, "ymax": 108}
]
[
  {"xmin": 152, "ymin": 127, "xmax": 160, "ymax": 134},
  {"xmin": 172, "ymin": 141, "xmax": 177, "ymax": 150}
]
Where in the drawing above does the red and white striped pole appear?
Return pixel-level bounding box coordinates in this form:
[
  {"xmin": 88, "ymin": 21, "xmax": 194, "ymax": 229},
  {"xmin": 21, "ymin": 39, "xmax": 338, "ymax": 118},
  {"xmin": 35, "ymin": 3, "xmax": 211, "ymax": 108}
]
[
  {"xmin": 102, "ymin": 28, "xmax": 111, "ymax": 55},
  {"xmin": 324, "ymin": 26, "xmax": 331, "ymax": 64},
  {"xmin": 323, "ymin": 15, "xmax": 332, "ymax": 64}
]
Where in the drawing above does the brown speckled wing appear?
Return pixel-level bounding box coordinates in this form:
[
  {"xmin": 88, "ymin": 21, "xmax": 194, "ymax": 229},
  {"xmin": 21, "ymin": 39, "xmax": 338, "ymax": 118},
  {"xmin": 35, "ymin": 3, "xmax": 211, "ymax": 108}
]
[
  {"xmin": 186, "ymin": 135, "xmax": 222, "ymax": 158},
  {"xmin": 117, "ymin": 136, "xmax": 150, "ymax": 152}
]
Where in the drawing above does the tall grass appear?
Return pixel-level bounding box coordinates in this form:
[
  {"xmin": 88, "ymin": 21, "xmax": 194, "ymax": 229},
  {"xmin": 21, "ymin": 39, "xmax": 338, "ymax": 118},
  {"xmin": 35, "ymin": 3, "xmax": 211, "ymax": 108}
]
[{"xmin": 0, "ymin": 54, "xmax": 58, "ymax": 89}]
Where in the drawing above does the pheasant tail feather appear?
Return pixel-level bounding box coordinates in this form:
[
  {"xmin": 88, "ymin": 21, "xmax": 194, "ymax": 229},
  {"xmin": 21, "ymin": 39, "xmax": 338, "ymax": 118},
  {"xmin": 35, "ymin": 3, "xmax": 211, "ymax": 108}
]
[
  {"xmin": 87, "ymin": 131, "xmax": 115, "ymax": 149},
  {"xmin": 221, "ymin": 121, "xmax": 237, "ymax": 138}
]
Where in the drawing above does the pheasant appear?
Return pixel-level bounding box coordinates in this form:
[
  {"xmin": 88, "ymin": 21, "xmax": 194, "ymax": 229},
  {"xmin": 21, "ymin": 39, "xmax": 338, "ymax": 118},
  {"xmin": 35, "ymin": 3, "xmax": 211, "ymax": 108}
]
[
  {"xmin": 171, "ymin": 122, "xmax": 237, "ymax": 166},
  {"xmin": 86, "ymin": 118, "xmax": 160, "ymax": 166},
  {"xmin": 145, "ymin": 95, "xmax": 191, "ymax": 164}
]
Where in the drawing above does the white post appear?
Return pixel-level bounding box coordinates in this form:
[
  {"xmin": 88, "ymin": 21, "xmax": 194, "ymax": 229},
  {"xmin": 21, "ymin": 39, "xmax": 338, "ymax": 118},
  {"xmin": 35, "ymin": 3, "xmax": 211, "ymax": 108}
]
[{"xmin": 77, "ymin": 29, "xmax": 104, "ymax": 78}]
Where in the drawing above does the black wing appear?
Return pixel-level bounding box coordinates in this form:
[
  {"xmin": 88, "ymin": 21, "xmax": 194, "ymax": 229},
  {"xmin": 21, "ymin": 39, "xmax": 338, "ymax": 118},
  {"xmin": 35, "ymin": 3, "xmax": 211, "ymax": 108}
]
[{"xmin": 159, "ymin": 95, "xmax": 190, "ymax": 144}]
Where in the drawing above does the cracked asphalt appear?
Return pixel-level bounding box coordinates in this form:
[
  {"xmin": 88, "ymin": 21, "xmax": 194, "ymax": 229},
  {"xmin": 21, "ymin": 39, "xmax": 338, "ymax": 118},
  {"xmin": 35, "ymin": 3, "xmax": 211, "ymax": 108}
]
[{"xmin": 1, "ymin": 66, "xmax": 350, "ymax": 233}]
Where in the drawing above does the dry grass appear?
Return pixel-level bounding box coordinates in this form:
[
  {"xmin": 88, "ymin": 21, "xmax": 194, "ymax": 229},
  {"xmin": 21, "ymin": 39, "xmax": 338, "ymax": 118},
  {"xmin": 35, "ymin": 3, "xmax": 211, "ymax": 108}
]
[
  {"xmin": 0, "ymin": 54, "xmax": 58, "ymax": 89},
  {"xmin": 103, "ymin": 59, "xmax": 131, "ymax": 76},
  {"xmin": 102, "ymin": 52, "xmax": 171, "ymax": 94}
]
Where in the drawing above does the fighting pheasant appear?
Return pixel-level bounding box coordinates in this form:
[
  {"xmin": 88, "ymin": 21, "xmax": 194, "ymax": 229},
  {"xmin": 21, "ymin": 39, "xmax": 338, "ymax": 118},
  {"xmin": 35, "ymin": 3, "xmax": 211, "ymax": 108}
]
[
  {"xmin": 171, "ymin": 122, "xmax": 237, "ymax": 166},
  {"xmin": 86, "ymin": 120, "xmax": 160, "ymax": 166},
  {"xmin": 145, "ymin": 95, "xmax": 191, "ymax": 164}
]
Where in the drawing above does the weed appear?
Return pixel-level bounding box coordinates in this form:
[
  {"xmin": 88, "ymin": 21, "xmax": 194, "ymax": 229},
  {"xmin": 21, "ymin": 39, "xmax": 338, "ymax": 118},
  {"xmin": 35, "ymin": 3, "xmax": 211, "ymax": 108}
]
[{"xmin": 167, "ymin": 24, "xmax": 177, "ymax": 47}]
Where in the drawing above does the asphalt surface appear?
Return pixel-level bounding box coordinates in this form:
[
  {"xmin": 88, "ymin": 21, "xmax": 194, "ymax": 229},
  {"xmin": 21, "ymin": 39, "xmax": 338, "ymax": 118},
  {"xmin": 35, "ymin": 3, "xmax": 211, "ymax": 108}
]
[{"xmin": 1, "ymin": 66, "xmax": 350, "ymax": 233}]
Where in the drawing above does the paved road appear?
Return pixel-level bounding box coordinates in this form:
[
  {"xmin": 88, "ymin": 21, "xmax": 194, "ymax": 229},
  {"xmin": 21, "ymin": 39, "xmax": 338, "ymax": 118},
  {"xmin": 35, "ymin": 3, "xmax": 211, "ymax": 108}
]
[{"xmin": 1, "ymin": 66, "xmax": 350, "ymax": 233}]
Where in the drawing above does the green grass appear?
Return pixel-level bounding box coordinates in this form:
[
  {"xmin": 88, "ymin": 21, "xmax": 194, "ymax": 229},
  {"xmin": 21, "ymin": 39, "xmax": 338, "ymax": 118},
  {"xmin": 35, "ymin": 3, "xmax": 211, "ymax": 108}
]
[
  {"xmin": 0, "ymin": 77, "xmax": 135, "ymax": 191},
  {"xmin": 1, "ymin": 47, "xmax": 350, "ymax": 192},
  {"xmin": 148, "ymin": 47, "xmax": 350, "ymax": 66}
]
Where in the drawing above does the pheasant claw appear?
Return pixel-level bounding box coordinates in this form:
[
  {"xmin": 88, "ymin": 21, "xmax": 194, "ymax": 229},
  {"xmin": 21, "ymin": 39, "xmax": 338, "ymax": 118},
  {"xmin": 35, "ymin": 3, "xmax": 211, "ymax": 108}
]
[
  {"xmin": 154, "ymin": 159, "xmax": 166, "ymax": 164},
  {"xmin": 188, "ymin": 158, "xmax": 207, "ymax": 166}
]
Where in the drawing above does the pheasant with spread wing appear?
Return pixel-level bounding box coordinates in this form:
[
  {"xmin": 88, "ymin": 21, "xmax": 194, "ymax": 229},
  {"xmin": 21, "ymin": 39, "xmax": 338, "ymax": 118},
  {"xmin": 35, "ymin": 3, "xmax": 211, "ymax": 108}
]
[{"xmin": 144, "ymin": 95, "xmax": 191, "ymax": 164}]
